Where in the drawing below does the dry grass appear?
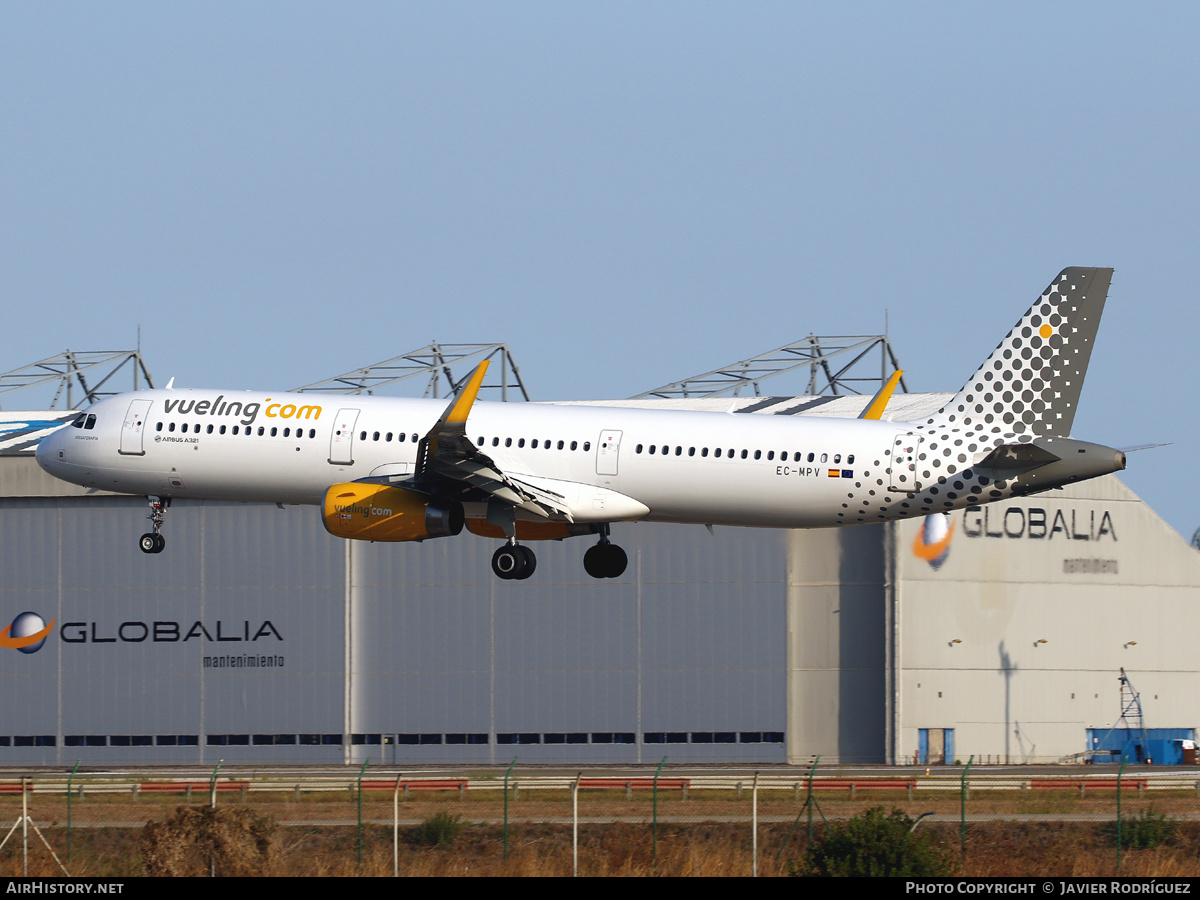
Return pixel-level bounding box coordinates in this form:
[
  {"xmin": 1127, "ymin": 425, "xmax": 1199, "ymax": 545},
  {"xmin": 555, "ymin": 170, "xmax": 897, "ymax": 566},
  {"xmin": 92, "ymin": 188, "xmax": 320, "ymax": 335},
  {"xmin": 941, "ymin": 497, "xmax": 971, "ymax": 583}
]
[{"xmin": 2, "ymin": 794, "xmax": 1200, "ymax": 876}]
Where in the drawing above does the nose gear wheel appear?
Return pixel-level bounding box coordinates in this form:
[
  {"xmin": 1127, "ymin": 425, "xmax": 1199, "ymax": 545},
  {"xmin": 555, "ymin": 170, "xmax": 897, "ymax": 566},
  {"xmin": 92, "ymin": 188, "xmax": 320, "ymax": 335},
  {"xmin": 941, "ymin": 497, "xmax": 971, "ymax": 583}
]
[{"xmin": 138, "ymin": 496, "xmax": 169, "ymax": 554}]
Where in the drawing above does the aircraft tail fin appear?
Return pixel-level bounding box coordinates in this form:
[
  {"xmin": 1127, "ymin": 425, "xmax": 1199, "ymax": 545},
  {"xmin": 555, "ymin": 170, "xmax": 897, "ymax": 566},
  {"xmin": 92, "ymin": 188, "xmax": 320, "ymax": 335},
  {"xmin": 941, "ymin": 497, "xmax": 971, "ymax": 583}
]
[{"xmin": 924, "ymin": 267, "xmax": 1112, "ymax": 438}]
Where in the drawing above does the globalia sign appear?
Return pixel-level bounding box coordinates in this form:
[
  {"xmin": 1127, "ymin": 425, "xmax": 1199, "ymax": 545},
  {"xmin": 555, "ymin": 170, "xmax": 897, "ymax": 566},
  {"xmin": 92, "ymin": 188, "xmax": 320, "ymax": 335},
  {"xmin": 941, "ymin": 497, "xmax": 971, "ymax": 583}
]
[{"xmin": 0, "ymin": 612, "xmax": 55, "ymax": 654}]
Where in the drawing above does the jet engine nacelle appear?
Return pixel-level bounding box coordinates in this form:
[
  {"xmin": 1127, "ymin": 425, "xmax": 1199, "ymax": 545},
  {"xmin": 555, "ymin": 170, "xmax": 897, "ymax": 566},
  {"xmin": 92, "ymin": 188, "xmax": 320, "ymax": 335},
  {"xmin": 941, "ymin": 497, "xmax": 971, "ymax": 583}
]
[{"xmin": 322, "ymin": 483, "xmax": 464, "ymax": 542}]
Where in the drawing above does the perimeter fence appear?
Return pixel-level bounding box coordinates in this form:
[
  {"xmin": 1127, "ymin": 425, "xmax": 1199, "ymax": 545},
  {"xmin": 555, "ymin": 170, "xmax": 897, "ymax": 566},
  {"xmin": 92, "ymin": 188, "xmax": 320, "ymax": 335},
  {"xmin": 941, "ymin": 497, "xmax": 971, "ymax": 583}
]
[{"xmin": 1, "ymin": 761, "xmax": 1198, "ymax": 876}]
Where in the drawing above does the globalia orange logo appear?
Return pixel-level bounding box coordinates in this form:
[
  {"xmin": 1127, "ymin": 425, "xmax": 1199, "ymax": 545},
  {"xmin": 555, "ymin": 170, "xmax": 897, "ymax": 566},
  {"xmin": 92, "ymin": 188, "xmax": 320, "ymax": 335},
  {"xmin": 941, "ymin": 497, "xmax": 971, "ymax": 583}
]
[
  {"xmin": 912, "ymin": 513, "xmax": 954, "ymax": 570},
  {"xmin": 0, "ymin": 612, "xmax": 55, "ymax": 654}
]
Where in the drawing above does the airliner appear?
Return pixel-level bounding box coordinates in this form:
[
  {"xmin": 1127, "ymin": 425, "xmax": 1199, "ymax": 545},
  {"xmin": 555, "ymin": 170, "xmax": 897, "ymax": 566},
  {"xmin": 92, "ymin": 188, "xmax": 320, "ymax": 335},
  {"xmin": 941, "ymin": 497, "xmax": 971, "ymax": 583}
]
[{"xmin": 35, "ymin": 267, "xmax": 1125, "ymax": 581}]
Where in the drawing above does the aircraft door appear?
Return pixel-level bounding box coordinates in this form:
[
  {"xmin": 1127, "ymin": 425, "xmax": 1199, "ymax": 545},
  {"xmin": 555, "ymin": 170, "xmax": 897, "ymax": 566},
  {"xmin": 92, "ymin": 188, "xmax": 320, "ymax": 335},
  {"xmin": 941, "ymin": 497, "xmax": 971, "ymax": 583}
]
[
  {"xmin": 118, "ymin": 399, "xmax": 153, "ymax": 456},
  {"xmin": 328, "ymin": 409, "xmax": 360, "ymax": 465},
  {"xmin": 596, "ymin": 430, "xmax": 623, "ymax": 476},
  {"xmin": 888, "ymin": 433, "xmax": 924, "ymax": 493}
]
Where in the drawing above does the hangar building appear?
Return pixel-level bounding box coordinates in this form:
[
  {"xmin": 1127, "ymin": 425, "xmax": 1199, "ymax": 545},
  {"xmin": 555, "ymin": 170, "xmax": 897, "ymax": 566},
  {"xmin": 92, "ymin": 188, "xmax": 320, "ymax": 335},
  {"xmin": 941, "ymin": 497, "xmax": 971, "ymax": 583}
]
[{"xmin": 0, "ymin": 345, "xmax": 1194, "ymax": 767}]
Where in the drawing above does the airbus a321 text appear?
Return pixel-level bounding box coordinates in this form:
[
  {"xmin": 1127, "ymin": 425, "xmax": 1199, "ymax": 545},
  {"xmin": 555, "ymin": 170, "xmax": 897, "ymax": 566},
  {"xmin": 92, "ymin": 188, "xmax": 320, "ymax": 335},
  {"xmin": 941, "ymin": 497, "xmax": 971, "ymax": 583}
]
[{"xmin": 36, "ymin": 267, "xmax": 1126, "ymax": 581}]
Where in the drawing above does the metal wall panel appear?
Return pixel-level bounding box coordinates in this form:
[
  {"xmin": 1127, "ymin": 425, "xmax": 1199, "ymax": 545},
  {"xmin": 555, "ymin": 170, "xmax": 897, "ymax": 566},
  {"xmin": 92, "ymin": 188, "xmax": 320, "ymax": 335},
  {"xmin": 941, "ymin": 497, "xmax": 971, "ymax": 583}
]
[
  {"xmin": 0, "ymin": 496, "xmax": 348, "ymax": 764},
  {"xmin": 348, "ymin": 524, "xmax": 788, "ymax": 764},
  {"xmin": 0, "ymin": 485, "xmax": 789, "ymax": 765}
]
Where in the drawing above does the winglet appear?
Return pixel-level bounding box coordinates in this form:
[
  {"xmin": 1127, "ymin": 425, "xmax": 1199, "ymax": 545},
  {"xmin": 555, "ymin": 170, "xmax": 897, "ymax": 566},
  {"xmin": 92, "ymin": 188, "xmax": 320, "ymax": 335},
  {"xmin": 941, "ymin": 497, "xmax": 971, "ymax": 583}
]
[
  {"xmin": 859, "ymin": 369, "xmax": 903, "ymax": 420},
  {"xmin": 416, "ymin": 361, "xmax": 491, "ymax": 477},
  {"xmin": 445, "ymin": 361, "xmax": 490, "ymax": 424}
]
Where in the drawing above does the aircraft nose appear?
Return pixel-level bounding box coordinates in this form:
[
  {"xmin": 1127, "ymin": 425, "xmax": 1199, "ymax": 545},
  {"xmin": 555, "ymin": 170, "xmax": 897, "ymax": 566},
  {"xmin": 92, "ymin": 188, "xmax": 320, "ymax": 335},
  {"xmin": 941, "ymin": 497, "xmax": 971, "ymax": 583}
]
[{"xmin": 35, "ymin": 427, "xmax": 64, "ymax": 472}]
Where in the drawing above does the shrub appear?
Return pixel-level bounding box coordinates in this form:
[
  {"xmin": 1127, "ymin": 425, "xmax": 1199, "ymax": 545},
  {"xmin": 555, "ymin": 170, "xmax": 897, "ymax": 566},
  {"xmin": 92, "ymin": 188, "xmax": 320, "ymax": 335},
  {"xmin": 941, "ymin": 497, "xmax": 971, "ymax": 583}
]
[
  {"xmin": 410, "ymin": 811, "xmax": 466, "ymax": 848},
  {"xmin": 141, "ymin": 806, "xmax": 276, "ymax": 876},
  {"xmin": 793, "ymin": 807, "xmax": 953, "ymax": 877},
  {"xmin": 1117, "ymin": 809, "xmax": 1178, "ymax": 850}
]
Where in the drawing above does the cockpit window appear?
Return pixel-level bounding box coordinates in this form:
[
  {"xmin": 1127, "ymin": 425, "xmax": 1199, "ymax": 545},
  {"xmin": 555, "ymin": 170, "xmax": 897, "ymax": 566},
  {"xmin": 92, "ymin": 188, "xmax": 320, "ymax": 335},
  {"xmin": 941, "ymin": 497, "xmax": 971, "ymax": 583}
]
[
  {"xmin": 71, "ymin": 414, "xmax": 86, "ymax": 429},
  {"xmin": 84, "ymin": 414, "xmax": 96, "ymax": 430}
]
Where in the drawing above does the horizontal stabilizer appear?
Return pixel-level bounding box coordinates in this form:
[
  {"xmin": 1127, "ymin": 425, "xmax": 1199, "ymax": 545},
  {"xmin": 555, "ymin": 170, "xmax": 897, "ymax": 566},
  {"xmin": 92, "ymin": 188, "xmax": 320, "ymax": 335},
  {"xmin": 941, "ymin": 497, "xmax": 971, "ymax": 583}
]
[
  {"xmin": 1116, "ymin": 442, "xmax": 1171, "ymax": 453},
  {"xmin": 976, "ymin": 442, "xmax": 1061, "ymax": 475}
]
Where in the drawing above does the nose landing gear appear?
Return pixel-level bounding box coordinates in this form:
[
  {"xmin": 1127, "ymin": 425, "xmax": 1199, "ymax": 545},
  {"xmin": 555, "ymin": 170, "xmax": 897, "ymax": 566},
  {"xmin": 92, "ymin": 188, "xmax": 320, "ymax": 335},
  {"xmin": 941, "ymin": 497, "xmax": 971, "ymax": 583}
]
[
  {"xmin": 139, "ymin": 495, "xmax": 168, "ymax": 554},
  {"xmin": 492, "ymin": 542, "xmax": 536, "ymax": 580}
]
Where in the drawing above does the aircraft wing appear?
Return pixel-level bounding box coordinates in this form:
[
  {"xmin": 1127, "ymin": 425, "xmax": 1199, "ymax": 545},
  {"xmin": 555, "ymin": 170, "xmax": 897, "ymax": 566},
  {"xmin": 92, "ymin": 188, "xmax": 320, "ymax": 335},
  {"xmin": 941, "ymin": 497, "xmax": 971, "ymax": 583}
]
[{"xmin": 411, "ymin": 362, "xmax": 574, "ymax": 521}]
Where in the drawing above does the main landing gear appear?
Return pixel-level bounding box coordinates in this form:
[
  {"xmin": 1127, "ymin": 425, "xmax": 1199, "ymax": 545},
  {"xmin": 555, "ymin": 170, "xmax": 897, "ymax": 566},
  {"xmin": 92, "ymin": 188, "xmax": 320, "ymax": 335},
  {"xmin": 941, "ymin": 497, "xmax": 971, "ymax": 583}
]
[
  {"xmin": 492, "ymin": 542, "xmax": 537, "ymax": 580},
  {"xmin": 489, "ymin": 525, "xmax": 628, "ymax": 581},
  {"xmin": 583, "ymin": 525, "xmax": 627, "ymax": 579},
  {"xmin": 139, "ymin": 495, "xmax": 168, "ymax": 554}
]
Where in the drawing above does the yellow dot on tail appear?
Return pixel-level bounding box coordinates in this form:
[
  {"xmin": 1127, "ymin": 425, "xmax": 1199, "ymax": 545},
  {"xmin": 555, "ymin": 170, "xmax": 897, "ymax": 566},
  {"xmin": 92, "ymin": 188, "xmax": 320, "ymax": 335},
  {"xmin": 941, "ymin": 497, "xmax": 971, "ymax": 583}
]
[{"xmin": 1039, "ymin": 324, "xmax": 1053, "ymax": 338}]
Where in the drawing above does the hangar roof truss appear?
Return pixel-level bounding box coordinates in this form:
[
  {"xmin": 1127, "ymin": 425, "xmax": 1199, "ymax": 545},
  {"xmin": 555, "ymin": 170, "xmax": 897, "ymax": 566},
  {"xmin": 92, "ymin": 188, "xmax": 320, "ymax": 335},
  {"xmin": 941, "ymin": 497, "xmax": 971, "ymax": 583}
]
[
  {"xmin": 292, "ymin": 342, "xmax": 531, "ymax": 401},
  {"xmin": 634, "ymin": 334, "xmax": 907, "ymax": 399},
  {"xmin": 0, "ymin": 350, "xmax": 155, "ymax": 409}
]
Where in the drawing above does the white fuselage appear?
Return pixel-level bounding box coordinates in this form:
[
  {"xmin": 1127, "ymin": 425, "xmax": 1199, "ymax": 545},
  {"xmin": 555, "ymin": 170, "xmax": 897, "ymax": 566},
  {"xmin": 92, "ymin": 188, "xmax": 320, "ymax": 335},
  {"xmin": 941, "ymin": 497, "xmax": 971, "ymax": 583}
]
[{"xmin": 36, "ymin": 388, "xmax": 909, "ymax": 529}]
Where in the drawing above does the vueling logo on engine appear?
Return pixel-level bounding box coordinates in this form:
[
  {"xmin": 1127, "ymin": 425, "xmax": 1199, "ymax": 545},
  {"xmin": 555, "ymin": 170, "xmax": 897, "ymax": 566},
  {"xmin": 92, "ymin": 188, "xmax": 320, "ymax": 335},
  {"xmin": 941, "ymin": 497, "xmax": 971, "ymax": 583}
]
[
  {"xmin": 161, "ymin": 395, "xmax": 321, "ymax": 427},
  {"xmin": 333, "ymin": 503, "xmax": 392, "ymax": 519}
]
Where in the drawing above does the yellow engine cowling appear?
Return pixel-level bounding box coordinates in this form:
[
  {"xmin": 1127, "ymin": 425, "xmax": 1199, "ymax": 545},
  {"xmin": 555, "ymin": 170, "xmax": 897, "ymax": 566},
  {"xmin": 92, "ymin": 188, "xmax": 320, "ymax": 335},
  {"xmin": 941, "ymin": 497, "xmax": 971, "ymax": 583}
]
[{"xmin": 322, "ymin": 483, "xmax": 464, "ymax": 542}]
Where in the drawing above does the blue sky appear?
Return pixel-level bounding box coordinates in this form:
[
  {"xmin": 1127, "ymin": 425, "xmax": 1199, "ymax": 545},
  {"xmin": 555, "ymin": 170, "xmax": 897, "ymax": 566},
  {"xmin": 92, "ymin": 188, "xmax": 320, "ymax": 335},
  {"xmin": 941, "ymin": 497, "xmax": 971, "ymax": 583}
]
[{"xmin": 1, "ymin": 3, "xmax": 1197, "ymax": 536}]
